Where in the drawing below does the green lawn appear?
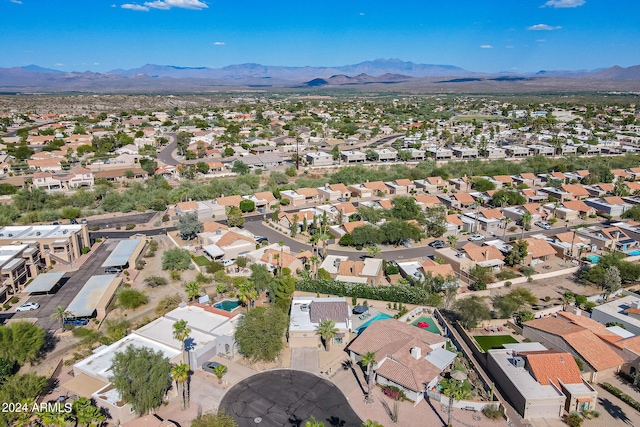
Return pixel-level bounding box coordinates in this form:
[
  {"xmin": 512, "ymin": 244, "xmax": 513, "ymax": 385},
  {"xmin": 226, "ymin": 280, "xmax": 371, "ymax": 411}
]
[
  {"xmin": 193, "ymin": 255, "xmax": 210, "ymax": 266},
  {"xmin": 473, "ymin": 335, "xmax": 518, "ymax": 352}
]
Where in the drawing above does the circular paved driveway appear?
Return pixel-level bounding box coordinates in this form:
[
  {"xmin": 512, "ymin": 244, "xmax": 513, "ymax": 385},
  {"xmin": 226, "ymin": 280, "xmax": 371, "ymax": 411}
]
[{"xmin": 220, "ymin": 370, "xmax": 362, "ymax": 427}]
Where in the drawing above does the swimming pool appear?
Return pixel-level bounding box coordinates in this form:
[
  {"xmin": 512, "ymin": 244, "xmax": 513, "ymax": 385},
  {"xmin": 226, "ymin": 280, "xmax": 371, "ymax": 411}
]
[
  {"xmin": 411, "ymin": 316, "xmax": 442, "ymax": 335},
  {"xmin": 586, "ymin": 255, "xmax": 600, "ymax": 263},
  {"xmin": 356, "ymin": 312, "xmax": 393, "ymax": 334},
  {"xmin": 627, "ymin": 250, "xmax": 640, "ymax": 256},
  {"xmin": 214, "ymin": 299, "xmax": 241, "ymax": 311}
]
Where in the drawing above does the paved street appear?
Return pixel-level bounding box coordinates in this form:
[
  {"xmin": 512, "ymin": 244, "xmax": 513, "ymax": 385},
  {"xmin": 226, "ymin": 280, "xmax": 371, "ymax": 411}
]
[
  {"xmin": 220, "ymin": 370, "xmax": 362, "ymax": 427},
  {"xmin": 11, "ymin": 241, "xmax": 116, "ymax": 331}
]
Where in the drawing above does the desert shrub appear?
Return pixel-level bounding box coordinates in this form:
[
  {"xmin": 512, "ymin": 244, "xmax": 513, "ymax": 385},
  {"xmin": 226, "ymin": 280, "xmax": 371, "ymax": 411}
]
[
  {"xmin": 471, "ymin": 280, "xmax": 487, "ymax": 291},
  {"xmin": 482, "ymin": 405, "xmax": 503, "ymax": 420},
  {"xmin": 118, "ymin": 289, "xmax": 148, "ymax": 309},
  {"xmin": 125, "ymin": 223, "xmax": 135, "ymax": 230},
  {"xmin": 496, "ymin": 270, "xmax": 520, "ymax": 280},
  {"xmin": 155, "ymin": 294, "xmax": 182, "ymax": 316}
]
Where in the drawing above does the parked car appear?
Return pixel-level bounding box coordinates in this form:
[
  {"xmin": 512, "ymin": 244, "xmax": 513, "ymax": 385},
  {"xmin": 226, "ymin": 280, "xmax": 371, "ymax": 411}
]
[
  {"xmin": 222, "ymin": 259, "xmax": 236, "ymax": 267},
  {"xmin": 255, "ymin": 236, "xmax": 268, "ymax": 243},
  {"xmin": 428, "ymin": 240, "xmax": 446, "ymax": 248},
  {"xmin": 202, "ymin": 361, "xmax": 226, "ymax": 374},
  {"xmin": 80, "ymin": 218, "xmax": 88, "ymax": 224},
  {"xmin": 535, "ymin": 221, "xmax": 552, "ymax": 230},
  {"xmin": 70, "ymin": 218, "xmax": 78, "ymax": 224},
  {"xmin": 16, "ymin": 302, "xmax": 40, "ymax": 312},
  {"xmin": 63, "ymin": 318, "xmax": 89, "ymax": 326},
  {"xmin": 400, "ymin": 239, "xmax": 413, "ymax": 248},
  {"xmin": 468, "ymin": 234, "xmax": 485, "ymax": 241}
]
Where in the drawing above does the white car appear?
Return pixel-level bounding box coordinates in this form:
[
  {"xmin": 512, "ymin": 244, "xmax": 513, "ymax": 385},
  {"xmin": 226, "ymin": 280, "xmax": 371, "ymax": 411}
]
[
  {"xmin": 222, "ymin": 259, "xmax": 236, "ymax": 267},
  {"xmin": 468, "ymin": 234, "xmax": 485, "ymax": 241},
  {"xmin": 16, "ymin": 302, "xmax": 40, "ymax": 312},
  {"xmin": 535, "ymin": 221, "xmax": 552, "ymax": 230}
]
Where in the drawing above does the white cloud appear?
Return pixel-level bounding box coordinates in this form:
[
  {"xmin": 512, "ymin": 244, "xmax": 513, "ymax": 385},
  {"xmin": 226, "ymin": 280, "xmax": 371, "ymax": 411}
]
[
  {"xmin": 359, "ymin": 12, "xmax": 365, "ymax": 16},
  {"xmin": 543, "ymin": 0, "xmax": 585, "ymax": 8},
  {"xmin": 528, "ymin": 24, "xmax": 562, "ymax": 31},
  {"xmin": 536, "ymin": 39, "xmax": 547, "ymax": 43},
  {"xmin": 10, "ymin": 0, "xmax": 23, "ymax": 4},
  {"xmin": 480, "ymin": 45, "xmax": 493, "ymax": 49},
  {"xmin": 144, "ymin": 0, "xmax": 208, "ymax": 10},
  {"xmin": 121, "ymin": 3, "xmax": 150, "ymax": 11},
  {"xmin": 505, "ymin": 45, "xmax": 514, "ymax": 49},
  {"xmin": 94, "ymin": 62, "xmax": 101, "ymax": 65},
  {"xmin": 214, "ymin": 41, "xmax": 225, "ymax": 46},
  {"xmin": 54, "ymin": 63, "xmax": 64, "ymax": 66}
]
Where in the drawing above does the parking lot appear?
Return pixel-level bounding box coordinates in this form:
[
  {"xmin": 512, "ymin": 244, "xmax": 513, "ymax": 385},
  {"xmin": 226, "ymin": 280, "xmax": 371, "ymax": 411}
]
[{"xmin": 11, "ymin": 241, "xmax": 116, "ymax": 331}]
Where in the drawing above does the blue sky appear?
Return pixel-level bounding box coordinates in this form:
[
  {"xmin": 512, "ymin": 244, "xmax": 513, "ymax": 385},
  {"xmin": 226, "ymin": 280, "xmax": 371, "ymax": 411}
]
[{"xmin": 1, "ymin": 0, "xmax": 638, "ymax": 73}]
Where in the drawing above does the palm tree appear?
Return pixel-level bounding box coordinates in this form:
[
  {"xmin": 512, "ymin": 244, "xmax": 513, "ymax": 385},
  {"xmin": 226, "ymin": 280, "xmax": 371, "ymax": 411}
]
[
  {"xmin": 171, "ymin": 363, "xmax": 190, "ymax": 410},
  {"xmin": 185, "ymin": 281, "xmax": 202, "ymax": 301},
  {"xmin": 309, "ymin": 255, "xmax": 320, "ymax": 280},
  {"xmin": 520, "ymin": 211, "xmax": 533, "ymax": 239},
  {"xmin": 447, "ymin": 235, "xmax": 459, "ymax": 248},
  {"xmin": 502, "ymin": 217, "xmax": 512, "ymax": 238},
  {"xmin": 238, "ymin": 284, "xmax": 258, "ymax": 311},
  {"xmin": 172, "ymin": 319, "xmax": 192, "ymax": 364},
  {"xmin": 316, "ymin": 319, "xmax": 338, "ymax": 351},
  {"xmin": 213, "ymin": 364, "xmax": 227, "ymax": 384},
  {"xmin": 316, "ymin": 231, "xmax": 331, "ymax": 259},
  {"xmin": 366, "ymin": 245, "xmax": 381, "ymax": 258},
  {"xmin": 37, "ymin": 407, "xmax": 73, "ymax": 427},
  {"xmin": 441, "ymin": 378, "xmax": 471, "ymax": 427},
  {"xmin": 72, "ymin": 397, "xmax": 105, "ymax": 426},
  {"xmin": 13, "ymin": 399, "xmax": 38, "ymax": 427},
  {"xmin": 362, "ymin": 421, "xmax": 383, "ymax": 427},
  {"xmin": 360, "ymin": 351, "xmax": 377, "ymax": 403},
  {"xmin": 305, "ymin": 416, "xmax": 325, "ymax": 427},
  {"xmin": 50, "ymin": 306, "xmax": 72, "ymax": 331}
]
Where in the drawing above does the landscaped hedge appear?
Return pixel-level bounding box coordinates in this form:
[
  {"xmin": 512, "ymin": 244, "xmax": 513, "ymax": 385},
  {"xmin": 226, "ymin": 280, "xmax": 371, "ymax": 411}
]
[
  {"xmin": 295, "ymin": 278, "xmax": 442, "ymax": 306},
  {"xmin": 601, "ymin": 382, "xmax": 640, "ymax": 411}
]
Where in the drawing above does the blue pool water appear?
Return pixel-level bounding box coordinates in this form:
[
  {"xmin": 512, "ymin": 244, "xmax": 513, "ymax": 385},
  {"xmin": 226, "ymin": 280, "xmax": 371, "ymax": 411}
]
[
  {"xmin": 356, "ymin": 312, "xmax": 393, "ymax": 334},
  {"xmin": 586, "ymin": 255, "xmax": 600, "ymax": 263},
  {"xmin": 214, "ymin": 299, "xmax": 241, "ymax": 311},
  {"xmin": 627, "ymin": 250, "xmax": 640, "ymax": 256}
]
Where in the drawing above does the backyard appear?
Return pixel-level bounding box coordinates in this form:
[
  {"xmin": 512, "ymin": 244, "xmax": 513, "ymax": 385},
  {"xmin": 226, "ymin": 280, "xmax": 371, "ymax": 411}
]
[{"xmin": 473, "ymin": 335, "xmax": 519, "ymax": 352}]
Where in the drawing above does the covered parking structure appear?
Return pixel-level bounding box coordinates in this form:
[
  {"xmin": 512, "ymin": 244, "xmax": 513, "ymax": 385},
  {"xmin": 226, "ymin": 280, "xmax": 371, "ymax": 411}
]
[
  {"xmin": 22, "ymin": 272, "xmax": 66, "ymax": 294},
  {"xmin": 100, "ymin": 238, "xmax": 144, "ymax": 273},
  {"xmin": 66, "ymin": 274, "xmax": 121, "ymax": 321}
]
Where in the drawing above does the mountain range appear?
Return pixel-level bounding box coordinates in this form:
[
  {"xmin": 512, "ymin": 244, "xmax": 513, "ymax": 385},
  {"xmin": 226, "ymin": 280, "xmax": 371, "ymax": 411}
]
[{"xmin": 1, "ymin": 58, "xmax": 640, "ymax": 93}]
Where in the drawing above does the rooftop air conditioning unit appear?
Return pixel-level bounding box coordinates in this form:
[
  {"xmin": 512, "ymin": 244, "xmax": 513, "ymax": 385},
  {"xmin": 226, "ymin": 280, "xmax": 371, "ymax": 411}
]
[
  {"xmin": 512, "ymin": 356, "xmax": 526, "ymax": 368},
  {"xmin": 300, "ymin": 304, "xmax": 310, "ymax": 312},
  {"xmin": 36, "ymin": 232, "xmax": 41, "ymax": 236},
  {"xmin": 7, "ymin": 234, "xmax": 12, "ymax": 237}
]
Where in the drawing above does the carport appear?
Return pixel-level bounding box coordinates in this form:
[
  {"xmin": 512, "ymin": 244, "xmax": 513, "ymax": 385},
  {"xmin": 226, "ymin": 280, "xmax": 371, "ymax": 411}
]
[
  {"xmin": 101, "ymin": 239, "xmax": 144, "ymax": 272},
  {"xmin": 66, "ymin": 275, "xmax": 121, "ymax": 320},
  {"xmin": 22, "ymin": 272, "xmax": 66, "ymax": 294}
]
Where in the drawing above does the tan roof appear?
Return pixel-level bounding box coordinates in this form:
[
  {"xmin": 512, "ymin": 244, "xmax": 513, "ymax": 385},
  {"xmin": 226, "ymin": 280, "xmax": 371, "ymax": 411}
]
[
  {"xmin": 261, "ymin": 248, "xmax": 298, "ymax": 268},
  {"xmin": 461, "ymin": 242, "xmax": 504, "ymax": 263},
  {"xmin": 329, "ymin": 183, "xmax": 349, "ymax": 193},
  {"xmin": 215, "ymin": 195, "xmax": 243, "ymax": 207},
  {"xmin": 378, "ymin": 199, "xmax": 393, "ymax": 209},
  {"xmin": 492, "ymin": 175, "xmax": 513, "ymax": 183},
  {"xmin": 598, "ymin": 183, "xmax": 615, "ymax": 192},
  {"xmin": 215, "ymin": 231, "xmax": 255, "ymax": 248},
  {"xmin": 520, "ymin": 173, "xmax": 537, "ymax": 180},
  {"xmin": 202, "ymin": 221, "xmax": 228, "ymax": 233},
  {"xmin": 523, "ymin": 351, "xmax": 584, "ymax": 387},
  {"xmin": 603, "ymin": 196, "xmax": 626, "ymax": 205},
  {"xmin": 551, "ymin": 172, "xmax": 565, "ymax": 179},
  {"xmin": 554, "ymin": 231, "xmax": 588, "ymax": 245},
  {"xmin": 612, "ymin": 169, "xmax": 631, "ymax": 178},
  {"xmin": 561, "ymin": 184, "xmax": 590, "ymax": 197},
  {"xmin": 561, "ymin": 200, "xmax": 593, "ymax": 214},
  {"xmin": 414, "ymin": 195, "xmax": 440, "ymax": 206},
  {"xmin": 480, "ymin": 209, "xmax": 503, "ymax": 219},
  {"xmin": 176, "ymin": 201, "xmax": 199, "ymax": 211},
  {"xmin": 557, "ymin": 312, "xmax": 621, "ymax": 342},
  {"xmin": 452, "ymin": 193, "xmax": 475, "ymax": 204},
  {"xmin": 421, "ymin": 259, "xmax": 455, "ymax": 279},
  {"xmin": 348, "ymin": 319, "xmax": 445, "ymax": 391},
  {"xmin": 576, "ymin": 170, "xmax": 590, "ymax": 177},
  {"xmin": 337, "ymin": 260, "xmax": 365, "ymax": 277},
  {"xmin": 334, "ymin": 202, "xmax": 356, "ymax": 214},
  {"xmin": 446, "ymin": 214, "xmax": 463, "ymax": 226},
  {"xmin": 395, "ymin": 179, "xmax": 413, "ymax": 186},
  {"xmin": 343, "ymin": 221, "xmax": 366, "ymax": 233},
  {"xmin": 426, "ymin": 176, "xmax": 446, "ymax": 186},
  {"xmin": 598, "ymin": 226, "xmax": 628, "ymax": 240},
  {"xmin": 523, "ymin": 237, "xmax": 556, "ymax": 258},
  {"xmin": 296, "ymin": 187, "xmax": 319, "ymax": 198},
  {"xmin": 626, "ymin": 182, "xmax": 640, "ymax": 191},
  {"xmin": 254, "ymin": 191, "xmax": 276, "ymax": 203},
  {"xmin": 363, "ymin": 181, "xmax": 388, "ymax": 192},
  {"xmin": 613, "ymin": 335, "xmax": 640, "ymax": 355},
  {"xmin": 62, "ymin": 373, "xmax": 107, "ymax": 398}
]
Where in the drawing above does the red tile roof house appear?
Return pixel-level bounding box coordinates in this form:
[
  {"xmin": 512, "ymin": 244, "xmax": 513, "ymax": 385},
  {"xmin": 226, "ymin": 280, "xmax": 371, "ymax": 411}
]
[
  {"xmin": 347, "ymin": 319, "xmax": 456, "ymax": 404},
  {"xmin": 522, "ymin": 313, "xmax": 624, "ymax": 382}
]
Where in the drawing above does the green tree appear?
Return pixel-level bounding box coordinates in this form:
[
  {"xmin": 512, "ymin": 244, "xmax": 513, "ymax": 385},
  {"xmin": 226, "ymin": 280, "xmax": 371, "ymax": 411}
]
[
  {"xmin": 177, "ymin": 212, "xmax": 203, "ymax": 241},
  {"xmin": 305, "ymin": 416, "xmax": 325, "ymax": 427},
  {"xmin": 520, "ymin": 211, "xmax": 533, "ymax": 238},
  {"xmin": 118, "ymin": 289, "xmax": 148, "ymax": 309},
  {"xmin": 71, "ymin": 397, "xmax": 105, "ymax": 426},
  {"xmin": 176, "ymin": 131, "xmax": 192, "ymax": 156},
  {"xmin": 380, "ymin": 220, "xmax": 423, "ymax": 245},
  {"xmin": 213, "ymin": 364, "xmax": 228, "ymax": 384},
  {"xmin": 239, "ymin": 199, "xmax": 255, "ymax": 213},
  {"xmin": 473, "ymin": 178, "xmax": 496, "ymax": 192},
  {"xmin": 185, "ymin": 281, "xmax": 203, "ymax": 302},
  {"xmin": 602, "ymin": 265, "xmax": 622, "ymax": 299},
  {"xmin": 249, "ymin": 263, "xmax": 273, "ymax": 292},
  {"xmin": 144, "ymin": 275, "xmax": 168, "ymax": 288},
  {"xmin": 13, "ymin": 188, "xmax": 49, "ymax": 212},
  {"xmin": 110, "ymin": 346, "xmax": 172, "ymax": 416},
  {"xmin": 191, "ymin": 412, "xmax": 238, "ymax": 427},
  {"xmin": 366, "ymin": 245, "xmax": 381, "ymax": 258},
  {"xmin": 441, "ymin": 378, "xmax": 472, "ymax": 427},
  {"xmin": 424, "ymin": 206, "xmax": 447, "ymax": 238},
  {"xmin": 162, "ymin": 248, "xmax": 192, "ymax": 270},
  {"xmin": 237, "ymin": 281, "xmax": 258, "ymax": 311},
  {"xmin": 447, "ymin": 235, "xmax": 459, "ymax": 248},
  {"xmin": 50, "ymin": 305, "xmax": 72, "ymax": 331},
  {"xmin": 316, "ymin": 319, "xmax": 339, "ymax": 352},
  {"xmin": 493, "ymin": 288, "xmax": 536, "ymax": 318},
  {"xmin": 235, "ymin": 306, "xmax": 288, "ymax": 362},
  {"xmin": 391, "ymin": 196, "xmax": 423, "ymax": 221},
  {"xmin": 489, "ymin": 190, "xmax": 526, "ymax": 207},
  {"xmin": 362, "ymin": 421, "xmax": 384, "ymax": 427},
  {"xmin": 232, "ymin": 161, "xmax": 250, "ymax": 175},
  {"xmin": 504, "ymin": 240, "xmax": 529, "ymax": 267},
  {"xmin": 454, "ymin": 296, "xmax": 491, "ymax": 329},
  {"xmin": 61, "ymin": 206, "xmax": 81, "ymax": 219},
  {"xmin": 0, "ymin": 322, "xmax": 45, "ymax": 365},
  {"xmin": 274, "ymin": 275, "xmax": 295, "ymax": 312},
  {"xmin": 360, "ymin": 351, "xmax": 377, "ymax": 403},
  {"xmin": 226, "ymin": 206, "xmax": 245, "ymax": 228},
  {"xmin": 330, "ymin": 145, "xmax": 340, "ymax": 161},
  {"xmin": 173, "ymin": 319, "xmax": 192, "ymax": 364},
  {"xmin": 171, "ymin": 363, "xmax": 190, "ymax": 410}
]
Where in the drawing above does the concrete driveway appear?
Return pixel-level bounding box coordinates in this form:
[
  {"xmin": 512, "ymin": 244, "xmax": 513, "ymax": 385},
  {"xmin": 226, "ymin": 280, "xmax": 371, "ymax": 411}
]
[
  {"xmin": 220, "ymin": 370, "xmax": 362, "ymax": 427},
  {"xmin": 291, "ymin": 347, "xmax": 320, "ymax": 373}
]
